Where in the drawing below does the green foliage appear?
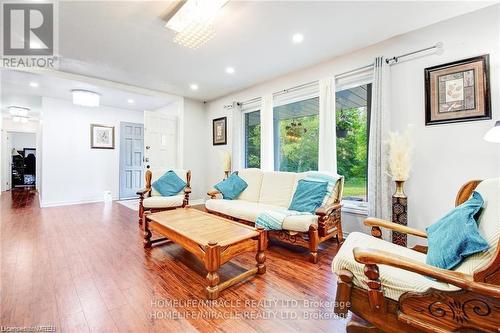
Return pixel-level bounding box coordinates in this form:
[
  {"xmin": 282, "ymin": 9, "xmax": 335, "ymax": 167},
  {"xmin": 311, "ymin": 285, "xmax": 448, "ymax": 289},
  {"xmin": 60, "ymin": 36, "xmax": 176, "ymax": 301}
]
[
  {"xmin": 246, "ymin": 124, "xmax": 261, "ymax": 168},
  {"xmin": 277, "ymin": 115, "xmax": 319, "ymax": 172}
]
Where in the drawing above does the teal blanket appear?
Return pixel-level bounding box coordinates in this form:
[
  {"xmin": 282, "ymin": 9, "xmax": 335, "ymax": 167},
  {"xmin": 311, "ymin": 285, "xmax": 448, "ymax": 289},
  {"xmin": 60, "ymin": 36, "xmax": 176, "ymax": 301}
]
[{"xmin": 255, "ymin": 208, "xmax": 310, "ymax": 231}]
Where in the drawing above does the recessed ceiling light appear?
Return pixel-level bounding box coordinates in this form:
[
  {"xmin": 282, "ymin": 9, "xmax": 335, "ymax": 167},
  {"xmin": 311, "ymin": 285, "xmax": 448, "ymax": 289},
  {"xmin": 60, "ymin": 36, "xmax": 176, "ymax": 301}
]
[
  {"xmin": 29, "ymin": 82, "xmax": 39, "ymax": 88},
  {"xmin": 292, "ymin": 33, "xmax": 304, "ymax": 44},
  {"xmin": 190, "ymin": 84, "xmax": 199, "ymax": 91},
  {"xmin": 71, "ymin": 90, "xmax": 100, "ymax": 107},
  {"xmin": 127, "ymin": 99, "xmax": 134, "ymax": 104},
  {"xmin": 225, "ymin": 67, "xmax": 235, "ymax": 74}
]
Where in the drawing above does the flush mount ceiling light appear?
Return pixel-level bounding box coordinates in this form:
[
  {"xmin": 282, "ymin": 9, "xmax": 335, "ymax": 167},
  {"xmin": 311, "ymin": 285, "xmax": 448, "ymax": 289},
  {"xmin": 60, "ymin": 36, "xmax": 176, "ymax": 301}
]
[
  {"xmin": 71, "ymin": 90, "xmax": 100, "ymax": 107},
  {"xmin": 29, "ymin": 82, "xmax": 39, "ymax": 88},
  {"xmin": 127, "ymin": 99, "xmax": 135, "ymax": 104},
  {"xmin": 225, "ymin": 66, "xmax": 235, "ymax": 74},
  {"xmin": 190, "ymin": 84, "xmax": 199, "ymax": 90},
  {"xmin": 165, "ymin": 0, "xmax": 228, "ymax": 49},
  {"xmin": 8, "ymin": 106, "xmax": 29, "ymax": 117},
  {"xmin": 292, "ymin": 33, "xmax": 304, "ymax": 44}
]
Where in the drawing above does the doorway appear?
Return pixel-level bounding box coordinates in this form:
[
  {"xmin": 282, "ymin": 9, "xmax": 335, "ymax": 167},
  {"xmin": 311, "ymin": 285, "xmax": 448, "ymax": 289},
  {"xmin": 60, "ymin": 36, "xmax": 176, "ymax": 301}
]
[{"xmin": 2, "ymin": 131, "xmax": 37, "ymax": 190}]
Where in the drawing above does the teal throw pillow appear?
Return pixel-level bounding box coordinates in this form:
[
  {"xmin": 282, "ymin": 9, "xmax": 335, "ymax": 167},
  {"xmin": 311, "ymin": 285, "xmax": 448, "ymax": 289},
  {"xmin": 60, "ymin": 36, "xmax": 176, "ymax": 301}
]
[
  {"xmin": 289, "ymin": 179, "xmax": 328, "ymax": 214},
  {"xmin": 214, "ymin": 173, "xmax": 248, "ymax": 200},
  {"xmin": 426, "ymin": 191, "xmax": 489, "ymax": 270},
  {"xmin": 152, "ymin": 171, "xmax": 186, "ymax": 197}
]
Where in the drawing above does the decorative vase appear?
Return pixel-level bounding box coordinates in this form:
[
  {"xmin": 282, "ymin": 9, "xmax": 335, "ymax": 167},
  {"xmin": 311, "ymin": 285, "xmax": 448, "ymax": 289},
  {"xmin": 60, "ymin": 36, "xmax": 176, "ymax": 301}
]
[{"xmin": 391, "ymin": 180, "xmax": 408, "ymax": 246}]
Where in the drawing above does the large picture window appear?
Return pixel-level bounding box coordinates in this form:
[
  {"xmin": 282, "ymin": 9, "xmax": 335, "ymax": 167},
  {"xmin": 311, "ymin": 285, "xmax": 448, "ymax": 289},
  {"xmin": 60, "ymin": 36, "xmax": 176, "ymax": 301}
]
[
  {"xmin": 273, "ymin": 97, "xmax": 319, "ymax": 172},
  {"xmin": 336, "ymin": 83, "xmax": 372, "ymax": 202},
  {"xmin": 244, "ymin": 110, "xmax": 261, "ymax": 168}
]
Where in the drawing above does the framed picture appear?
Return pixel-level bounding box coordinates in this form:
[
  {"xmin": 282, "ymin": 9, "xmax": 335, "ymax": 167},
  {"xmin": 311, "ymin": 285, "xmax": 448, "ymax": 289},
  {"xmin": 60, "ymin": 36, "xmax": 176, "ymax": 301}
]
[
  {"xmin": 91, "ymin": 124, "xmax": 115, "ymax": 149},
  {"xmin": 212, "ymin": 117, "xmax": 227, "ymax": 145},
  {"xmin": 425, "ymin": 54, "xmax": 491, "ymax": 125}
]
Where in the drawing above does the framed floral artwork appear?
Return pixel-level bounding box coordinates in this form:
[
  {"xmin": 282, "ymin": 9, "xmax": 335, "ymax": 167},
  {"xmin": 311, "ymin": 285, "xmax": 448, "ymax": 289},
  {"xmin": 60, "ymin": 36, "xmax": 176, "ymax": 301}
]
[
  {"xmin": 424, "ymin": 55, "xmax": 491, "ymax": 125},
  {"xmin": 91, "ymin": 124, "xmax": 115, "ymax": 149}
]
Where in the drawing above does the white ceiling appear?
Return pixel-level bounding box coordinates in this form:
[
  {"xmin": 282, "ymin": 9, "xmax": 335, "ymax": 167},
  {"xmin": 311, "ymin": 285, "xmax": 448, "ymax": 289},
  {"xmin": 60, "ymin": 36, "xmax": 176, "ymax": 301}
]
[
  {"xmin": 1, "ymin": 70, "xmax": 175, "ymax": 118},
  {"xmin": 54, "ymin": 1, "xmax": 495, "ymax": 101}
]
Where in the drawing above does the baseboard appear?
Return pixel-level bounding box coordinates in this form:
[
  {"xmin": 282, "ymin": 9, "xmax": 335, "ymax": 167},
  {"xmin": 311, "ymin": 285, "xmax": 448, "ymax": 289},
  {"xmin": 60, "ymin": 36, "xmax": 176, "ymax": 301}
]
[
  {"xmin": 189, "ymin": 199, "xmax": 205, "ymax": 205},
  {"xmin": 40, "ymin": 196, "xmax": 118, "ymax": 208}
]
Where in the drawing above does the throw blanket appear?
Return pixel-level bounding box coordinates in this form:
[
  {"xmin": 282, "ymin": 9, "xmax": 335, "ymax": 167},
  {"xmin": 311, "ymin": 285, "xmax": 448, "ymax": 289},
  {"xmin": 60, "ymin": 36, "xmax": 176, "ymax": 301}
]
[{"xmin": 256, "ymin": 208, "xmax": 310, "ymax": 231}]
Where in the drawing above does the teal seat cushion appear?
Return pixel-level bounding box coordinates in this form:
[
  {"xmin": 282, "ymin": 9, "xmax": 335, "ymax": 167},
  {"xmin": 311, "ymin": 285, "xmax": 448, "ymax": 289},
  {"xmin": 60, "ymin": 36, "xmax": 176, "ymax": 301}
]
[
  {"xmin": 152, "ymin": 171, "xmax": 186, "ymax": 197},
  {"xmin": 214, "ymin": 173, "xmax": 248, "ymax": 200},
  {"xmin": 426, "ymin": 191, "xmax": 489, "ymax": 270},
  {"xmin": 288, "ymin": 179, "xmax": 328, "ymax": 214}
]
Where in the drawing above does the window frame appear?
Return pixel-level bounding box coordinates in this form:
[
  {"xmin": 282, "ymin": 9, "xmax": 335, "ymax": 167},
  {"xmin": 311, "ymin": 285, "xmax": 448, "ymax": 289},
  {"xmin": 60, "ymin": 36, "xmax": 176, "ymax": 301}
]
[
  {"xmin": 242, "ymin": 106, "xmax": 261, "ymax": 169},
  {"xmin": 335, "ymin": 77, "xmax": 373, "ymax": 214}
]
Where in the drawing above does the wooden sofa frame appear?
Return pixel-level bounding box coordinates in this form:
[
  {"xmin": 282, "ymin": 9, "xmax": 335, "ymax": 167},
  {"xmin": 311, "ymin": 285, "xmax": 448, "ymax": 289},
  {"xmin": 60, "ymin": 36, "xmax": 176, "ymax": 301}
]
[
  {"xmin": 334, "ymin": 180, "xmax": 500, "ymax": 332},
  {"xmin": 206, "ymin": 175, "xmax": 344, "ymax": 264},
  {"xmin": 136, "ymin": 169, "xmax": 191, "ymax": 225}
]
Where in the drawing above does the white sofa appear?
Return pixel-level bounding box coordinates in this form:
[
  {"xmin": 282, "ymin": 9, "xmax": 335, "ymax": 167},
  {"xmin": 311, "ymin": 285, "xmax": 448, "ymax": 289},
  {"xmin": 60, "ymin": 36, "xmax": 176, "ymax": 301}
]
[
  {"xmin": 137, "ymin": 168, "xmax": 191, "ymax": 225},
  {"xmin": 206, "ymin": 168, "xmax": 344, "ymax": 263}
]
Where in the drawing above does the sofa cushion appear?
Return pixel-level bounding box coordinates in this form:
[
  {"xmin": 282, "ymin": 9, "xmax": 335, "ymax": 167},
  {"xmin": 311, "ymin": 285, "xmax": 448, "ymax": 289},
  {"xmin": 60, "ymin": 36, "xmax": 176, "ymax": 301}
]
[
  {"xmin": 426, "ymin": 191, "xmax": 488, "ymax": 270},
  {"xmin": 205, "ymin": 199, "xmax": 318, "ymax": 232},
  {"xmin": 235, "ymin": 169, "xmax": 263, "ymax": 202},
  {"xmin": 152, "ymin": 170, "xmax": 186, "ymax": 197},
  {"xmin": 259, "ymin": 171, "xmax": 297, "ymax": 207},
  {"xmin": 289, "ymin": 179, "xmax": 328, "ymax": 213},
  {"xmin": 454, "ymin": 178, "xmax": 499, "ymax": 275},
  {"xmin": 332, "ymin": 232, "xmax": 457, "ymax": 301},
  {"xmin": 214, "ymin": 173, "xmax": 248, "ymax": 200},
  {"xmin": 205, "ymin": 199, "xmax": 277, "ymax": 222},
  {"xmin": 150, "ymin": 169, "xmax": 187, "ymax": 196},
  {"xmin": 143, "ymin": 195, "xmax": 184, "ymax": 208}
]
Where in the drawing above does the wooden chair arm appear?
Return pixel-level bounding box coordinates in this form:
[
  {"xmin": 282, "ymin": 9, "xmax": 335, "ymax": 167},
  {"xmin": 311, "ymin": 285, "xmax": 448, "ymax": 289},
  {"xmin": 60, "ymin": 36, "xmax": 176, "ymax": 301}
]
[
  {"xmin": 207, "ymin": 190, "xmax": 221, "ymax": 199},
  {"xmin": 364, "ymin": 217, "xmax": 427, "ymax": 239},
  {"xmin": 353, "ymin": 247, "xmax": 500, "ymax": 298},
  {"xmin": 315, "ymin": 203, "xmax": 342, "ymax": 217},
  {"xmin": 136, "ymin": 188, "xmax": 151, "ymax": 197}
]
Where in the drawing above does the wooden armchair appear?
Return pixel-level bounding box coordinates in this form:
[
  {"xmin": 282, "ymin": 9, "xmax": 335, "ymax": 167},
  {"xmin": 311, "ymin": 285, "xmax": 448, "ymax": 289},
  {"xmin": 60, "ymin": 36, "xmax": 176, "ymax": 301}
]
[
  {"xmin": 332, "ymin": 179, "xmax": 500, "ymax": 332},
  {"xmin": 137, "ymin": 169, "xmax": 191, "ymax": 225}
]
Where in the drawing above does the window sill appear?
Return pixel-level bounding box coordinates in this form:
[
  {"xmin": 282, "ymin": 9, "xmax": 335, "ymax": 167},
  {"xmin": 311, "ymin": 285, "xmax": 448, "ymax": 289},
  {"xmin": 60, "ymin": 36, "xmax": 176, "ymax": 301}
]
[{"xmin": 341, "ymin": 201, "xmax": 368, "ymax": 216}]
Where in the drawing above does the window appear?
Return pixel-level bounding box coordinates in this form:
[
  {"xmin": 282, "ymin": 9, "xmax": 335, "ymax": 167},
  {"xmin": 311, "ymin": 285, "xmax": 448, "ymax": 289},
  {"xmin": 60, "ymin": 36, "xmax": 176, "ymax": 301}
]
[
  {"xmin": 244, "ymin": 110, "xmax": 261, "ymax": 168},
  {"xmin": 273, "ymin": 97, "xmax": 319, "ymax": 172},
  {"xmin": 336, "ymin": 83, "xmax": 372, "ymax": 202}
]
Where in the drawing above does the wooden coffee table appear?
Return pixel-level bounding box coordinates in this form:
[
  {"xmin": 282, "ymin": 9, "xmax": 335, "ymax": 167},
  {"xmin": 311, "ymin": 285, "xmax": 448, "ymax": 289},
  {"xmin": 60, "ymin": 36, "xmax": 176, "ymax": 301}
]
[{"xmin": 143, "ymin": 208, "xmax": 267, "ymax": 299}]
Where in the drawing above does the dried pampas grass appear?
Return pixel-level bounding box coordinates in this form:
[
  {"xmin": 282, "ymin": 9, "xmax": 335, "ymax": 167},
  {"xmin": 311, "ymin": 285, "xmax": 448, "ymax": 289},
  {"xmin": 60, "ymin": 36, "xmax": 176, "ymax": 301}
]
[{"xmin": 387, "ymin": 127, "xmax": 413, "ymax": 181}]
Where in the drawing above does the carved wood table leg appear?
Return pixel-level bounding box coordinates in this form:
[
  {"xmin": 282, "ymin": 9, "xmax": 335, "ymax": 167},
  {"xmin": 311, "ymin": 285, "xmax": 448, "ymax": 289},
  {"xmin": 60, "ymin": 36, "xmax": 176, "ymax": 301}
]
[
  {"xmin": 205, "ymin": 241, "xmax": 221, "ymax": 300},
  {"xmin": 256, "ymin": 227, "xmax": 267, "ymax": 274},
  {"xmin": 308, "ymin": 225, "xmax": 320, "ymax": 263},
  {"xmin": 143, "ymin": 211, "xmax": 152, "ymax": 249}
]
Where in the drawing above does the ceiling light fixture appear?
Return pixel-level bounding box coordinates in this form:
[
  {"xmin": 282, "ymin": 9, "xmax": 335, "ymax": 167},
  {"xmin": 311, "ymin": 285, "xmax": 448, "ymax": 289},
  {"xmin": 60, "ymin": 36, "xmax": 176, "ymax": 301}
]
[
  {"xmin": 29, "ymin": 82, "xmax": 39, "ymax": 88},
  {"xmin": 165, "ymin": 0, "xmax": 228, "ymax": 49},
  {"xmin": 225, "ymin": 66, "xmax": 235, "ymax": 74},
  {"xmin": 8, "ymin": 106, "xmax": 29, "ymax": 117},
  {"xmin": 71, "ymin": 90, "xmax": 100, "ymax": 107},
  {"xmin": 127, "ymin": 99, "xmax": 135, "ymax": 104},
  {"xmin": 190, "ymin": 84, "xmax": 199, "ymax": 91},
  {"xmin": 292, "ymin": 33, "xmax": 304, "ymax": 44}
]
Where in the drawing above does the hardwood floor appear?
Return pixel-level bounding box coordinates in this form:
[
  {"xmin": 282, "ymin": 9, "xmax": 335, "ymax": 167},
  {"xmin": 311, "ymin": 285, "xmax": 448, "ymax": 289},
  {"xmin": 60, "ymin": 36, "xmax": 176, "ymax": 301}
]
[{"xmin": 1, "ymin": 190, "xmax": 348, "ymax": 333}]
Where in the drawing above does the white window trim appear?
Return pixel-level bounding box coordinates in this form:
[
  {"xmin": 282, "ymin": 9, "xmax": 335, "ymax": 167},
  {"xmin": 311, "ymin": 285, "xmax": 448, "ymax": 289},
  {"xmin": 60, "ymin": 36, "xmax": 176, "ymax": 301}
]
[{"xmin": 241, "ymin": 107, "xmax": 261, "ymax": 168}]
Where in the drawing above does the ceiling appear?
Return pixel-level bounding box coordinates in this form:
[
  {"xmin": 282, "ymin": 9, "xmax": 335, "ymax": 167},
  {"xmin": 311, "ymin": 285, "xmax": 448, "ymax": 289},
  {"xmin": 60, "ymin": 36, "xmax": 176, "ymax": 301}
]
[
  {"xmin": 54, "ymin": 1, "xmax": 495, "ymax": 101},
  {"xmin": 0, "ymin": 70, "xmax": 175, "ymax": 119}
]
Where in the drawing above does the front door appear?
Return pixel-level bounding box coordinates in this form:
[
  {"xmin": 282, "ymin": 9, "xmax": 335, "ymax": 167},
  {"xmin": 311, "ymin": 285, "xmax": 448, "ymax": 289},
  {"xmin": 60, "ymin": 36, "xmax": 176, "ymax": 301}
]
[
  {"xmin": 144, "ymin": 111, "xmax": 179, "ymax": 172},
  {"xmin": 119, "ymin": 122, "xmax": 144, "ymax": 199}
]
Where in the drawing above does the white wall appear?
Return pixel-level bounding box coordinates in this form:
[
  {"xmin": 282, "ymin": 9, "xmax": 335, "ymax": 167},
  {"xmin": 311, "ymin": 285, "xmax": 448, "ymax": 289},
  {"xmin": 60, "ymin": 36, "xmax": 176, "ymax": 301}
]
[
  {"xmin": 40, "ymin": 97, "xmax": 143, "ymax": 206},
  {"xmin": 10, "ymin": 132, "xmax": 36, "ymax": 151},
  {"xmin": 183, "ymin": 98, "xmax": 208, "ymax": 201},
  {"xmin": 205, "ymin": 5, "xmax": 500, "ymax": 241}
]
